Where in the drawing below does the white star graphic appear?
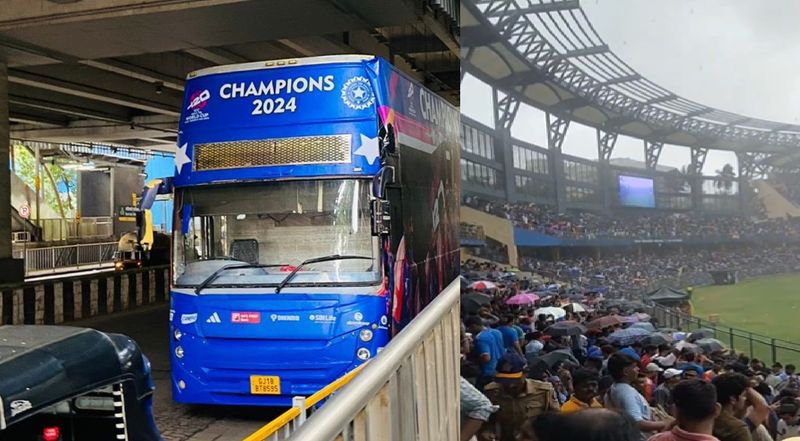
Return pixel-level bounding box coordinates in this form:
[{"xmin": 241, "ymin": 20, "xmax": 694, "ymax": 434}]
[
  {"xmin": 353, "ymin": 86, "xmax": 366, "ymax": 100},
  {"xmin": 354, "ymin": 134, "xmax": 380, "ymax": 166},
  {"xmin": 175, "ymin": 143, "xmax": 191, "ymax": 173}
]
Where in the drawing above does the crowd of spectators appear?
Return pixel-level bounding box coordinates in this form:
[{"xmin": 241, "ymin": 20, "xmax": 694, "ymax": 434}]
[
  {"xmin": 517, "ymin": 245, "xmax": 800, "ymax": 298},
  {"xmin": 462, "ymin": 195, "xmax": 800, "ymax": 242},
  {"xmin": 459, "ymin": 260, "xmax": 800, "ymax": 441}
]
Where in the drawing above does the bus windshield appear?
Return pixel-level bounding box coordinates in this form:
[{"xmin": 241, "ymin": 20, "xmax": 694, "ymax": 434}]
[{"xmin": 173, "ymin": 179, "xmax": 380, "ymax": 289}]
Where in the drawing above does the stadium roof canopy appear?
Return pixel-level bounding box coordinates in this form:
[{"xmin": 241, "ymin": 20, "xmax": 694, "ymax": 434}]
[{"xmin": 461, "ymin": 0, "xmax": 800, "ymax": 168}]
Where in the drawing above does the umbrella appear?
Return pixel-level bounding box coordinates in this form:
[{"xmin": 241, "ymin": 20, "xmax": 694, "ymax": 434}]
[
  {"xmin": 533, "ymin": 307, "xmax": 566, "ymax": 320},
  {"xmin": 539, "ymin": 349, "xmax": 580, "ymax": 368},
  {"xmin": 675, "ymin": 340, "xmax": 698, "ymax": 352},
  {"xmin": 608, "ymin": 328, "xmax": 651, "ymax": 346},
  {"xmin": 620, "ymin": 314, "xmax": 640, "ymax": 324},
  {"xmin": 695, "ymin": 338, "xmax": 726, "ymax": 354},
  {"xmin": 567, "ymin": 303, "xmax": 588, "ymax": 313},
  {"xmin": 640, "ymin": 333, "xmax": 672, "ymax": 346},
  {"xmin": 629, "ymin": 322, "xmax": 656, "ymax": 333},
  {"xmin": 634, "ymin": 313, "xmax": 651, "ymax": 322},
  {"xmin": 587, "ymin": 315, "xmax": 623, "ymax": 330},
  {"xmin": 469, "ymin": 281, "xmax": 497, "ymax": 291},
  {"xmin": 545, "ymin": 321, "xmax": 587, "ymax": 337},
  {"xmin": 462, "ymin": 292, "xmax": 492, "ymax": 313},
  {"xmin": 658, "ymin": 327, "xmax": 679, "ymax": 333},
  {"xmin": 687, "ymin": 329, "xmax": 715, "ymax": 342},
  {"xmin": 506, "ymin": 293, "xmax": 540, "ymax": 306}
]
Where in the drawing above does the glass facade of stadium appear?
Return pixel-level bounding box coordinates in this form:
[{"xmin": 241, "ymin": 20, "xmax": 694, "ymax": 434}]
[{"xmin": 460, "ymin": 115, "xmax": 744, "ymax": 216}]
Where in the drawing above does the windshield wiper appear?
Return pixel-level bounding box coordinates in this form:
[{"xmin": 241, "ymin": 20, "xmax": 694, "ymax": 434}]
[
  {"xmin": 195, "ymin": 263, "xmax": 289, "ymax": 294},
  {"xmin": 274, "ymin": 254, "xmax": 372, "ymax": 294}
]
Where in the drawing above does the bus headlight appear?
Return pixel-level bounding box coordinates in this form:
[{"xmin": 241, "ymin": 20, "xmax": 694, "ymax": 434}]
[
  {"xmin": 174, "ymin": 329, "xmax": 183, "ymax": 341},
  {"xmin": 356, "ymin": 348, "xmax": 371, "ymax": 361},
  {"xmin": 359, "ymin": 329, "xmax": 373, "ymax": 342},
  {"xmin": 175, "ymin": 346, "xmax": 184, "ymax": 359}
]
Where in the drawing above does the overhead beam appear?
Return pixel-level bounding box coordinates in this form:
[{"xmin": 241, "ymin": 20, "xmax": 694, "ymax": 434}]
[
  {"xmin": 11, "ymin": 125, "xmax": 176, "ymax": 142},
  {"xmin": 8, "ymin": 70, "xmax": 179, "ymax": 116},
  {"xmin": 80, "ymin": 59, "xmax": 184, "ymax": 91},
  {"xmin": 486, "ymin": 0, "xmax": 579, "ymax": 16},
  {"xmin": 184, "ymin": 47, "xmax": 248, "ymax": 65},
  {"xmin": 557, "ymin": 44, "xmax": 609, "ymax": 59},
  {"xmin": 644, "ymin": 94, "xmax": 677, "ymax": 105},
  {"xmin": 9, "ymin": 94, "xmax": 131, "ymax": 122},
  {"xmin": 602, "ymin": 74, "xmax": 641, "ymax": 86}
]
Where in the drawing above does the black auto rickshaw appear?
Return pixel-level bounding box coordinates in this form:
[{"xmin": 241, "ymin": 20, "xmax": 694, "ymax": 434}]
[{"xmin": 0, "ymin": 326, "xmax": 162, "ymax": 441}]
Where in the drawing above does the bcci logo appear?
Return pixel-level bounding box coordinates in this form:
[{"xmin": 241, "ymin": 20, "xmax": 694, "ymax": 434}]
[{"xmin": 341, "ymin": 76, "xmax": 374, "ymax": 110}]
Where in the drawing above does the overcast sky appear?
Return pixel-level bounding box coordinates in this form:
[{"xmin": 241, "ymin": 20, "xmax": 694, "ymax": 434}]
[{"xmin": 462, "ymin": 0, "xmax": 800, "ymax": 175}]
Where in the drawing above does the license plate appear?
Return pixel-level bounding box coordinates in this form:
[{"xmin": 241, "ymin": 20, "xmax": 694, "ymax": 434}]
[{"xmin": 250, "ymin": 375, "xmax": 281, "ymax": 395}]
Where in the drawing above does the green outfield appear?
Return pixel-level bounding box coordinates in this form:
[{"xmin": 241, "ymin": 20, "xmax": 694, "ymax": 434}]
[{"xmin": 692, "ymin": 273, "xmax": 800, "ymax": 364}]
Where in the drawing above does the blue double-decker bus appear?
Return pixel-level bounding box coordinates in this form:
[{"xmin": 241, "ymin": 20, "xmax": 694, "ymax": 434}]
[{"xmin": 170, "ymin": 55, "xmax": 460, "ymax": 406}]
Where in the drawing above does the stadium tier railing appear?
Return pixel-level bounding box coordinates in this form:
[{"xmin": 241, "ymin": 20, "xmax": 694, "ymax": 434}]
[{"xmin": 649, "ymin": 303, "xmax": 800, "ymax": 365}]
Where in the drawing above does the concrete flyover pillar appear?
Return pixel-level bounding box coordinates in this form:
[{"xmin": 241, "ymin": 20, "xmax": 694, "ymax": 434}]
[{"xmin": 0, "ymin": 61, "xmax": 24, "ymax": 283}]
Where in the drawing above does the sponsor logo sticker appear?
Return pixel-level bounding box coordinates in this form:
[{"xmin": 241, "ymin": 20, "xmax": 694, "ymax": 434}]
[
  {"xmin": 206, "ymin": 312, "xmax": 222, "ymax": 323},
  {"xmin": 232, "ymin": 312, "xmax": 261, "ymax": 324},
  {"xmin": 269, "ymin": 313, "xmax": 300, "ymax": 322},
  {"xmin": 309, "ymin": 314, "xmax": 336, "ymax": 323},
  {"xmin": 180, "ymin": 313, "xmax": 197, "ymax": 325}
]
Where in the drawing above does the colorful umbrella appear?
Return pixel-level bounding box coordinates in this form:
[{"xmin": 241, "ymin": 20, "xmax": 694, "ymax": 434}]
[
  {"xmin": 608, "ymin": 328, "xmax": 651, "ymax": 346},
  {"xmin": 587, "ymin": 315, "xmax": 623, "ymax": 330},
  {"xmin": 506, "ymin": 293, "xmax": 540, "ymax": 305},
  {"xmin": 469, "ymin": 281, "xmax": 497, "ymax": 291},
  {"xmin": 629, "ymin": 322, "xmax": 656, "ymax": 333}
]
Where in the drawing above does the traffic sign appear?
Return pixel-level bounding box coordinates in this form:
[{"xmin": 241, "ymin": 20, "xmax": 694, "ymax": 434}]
[{"xmin": 19, "ymin": 203, "xmax": 30, "ymax": 219}]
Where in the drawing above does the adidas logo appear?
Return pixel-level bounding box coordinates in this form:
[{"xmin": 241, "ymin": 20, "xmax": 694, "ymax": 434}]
[{"xmin": 206, "ymin": 312, "xmax": 222, "ymax": 324}]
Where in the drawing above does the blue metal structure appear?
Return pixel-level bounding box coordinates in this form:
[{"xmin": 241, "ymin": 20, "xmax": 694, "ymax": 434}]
[{"xmin": 169, "ymin": 55, "xmax": 460, "ymax": 406}]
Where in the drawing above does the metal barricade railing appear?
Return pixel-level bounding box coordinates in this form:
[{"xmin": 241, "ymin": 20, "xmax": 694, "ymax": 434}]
[
  {"xmin": 244, "ymin": 364, "xmax": 368, "ymax": 441},
  {"xmin": 281, "ymin": 278, "xmax": 461, "ymax": 441},
  {"xmin": 38, "ymin": 217, "xmax": 114, "ymax": 242},
  {"xmin": 17, "ymin": 242, "xmax": 118, "ymax": 276}
]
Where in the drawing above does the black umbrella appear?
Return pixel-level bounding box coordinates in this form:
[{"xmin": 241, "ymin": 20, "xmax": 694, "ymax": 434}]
[
  {"xmin": 462, "ymin": 292, "xmax": 492, "ymax": 313},
  {"xmin": 539, "ymin": 349, "xmax": 580, "ymax": 368},
  {"xmin": 695, "ymin": 338, "xmax": 726, "ymax": 354},
  {"xmin": 640, "ymin": 333, "xmax": 672, "ymax": 347},
  {"xmin": 544, "ymin": 321, "xmax": 587, "ymax": 337},
  {"xmin": 687, "ymin": 328, "xmax": 715, "ymax": 342}
]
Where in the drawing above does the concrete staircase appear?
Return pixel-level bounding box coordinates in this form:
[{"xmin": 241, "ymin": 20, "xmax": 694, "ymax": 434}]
[
  {"xmin": 753, "ymin": 180, "xmax": 800, "ymax": 218},
  {"xmin": 460, "ymin": 206, "xmax": 518, "ymax": 267}
]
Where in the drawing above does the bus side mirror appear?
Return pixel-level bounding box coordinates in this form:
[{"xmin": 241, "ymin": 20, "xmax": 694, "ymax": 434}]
[
  {"xmin": 371, "ymin": 166, "xmax": 395, "ymax": 199},
  {"xmin": 370, "ymin": 199, "xmax": 390, "ymax": 236}
]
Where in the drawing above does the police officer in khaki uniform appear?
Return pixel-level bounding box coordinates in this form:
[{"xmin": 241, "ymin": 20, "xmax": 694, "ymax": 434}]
[{"xmin": 484, "ymin": 353, "xmax": 560, "ymax": 441}]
